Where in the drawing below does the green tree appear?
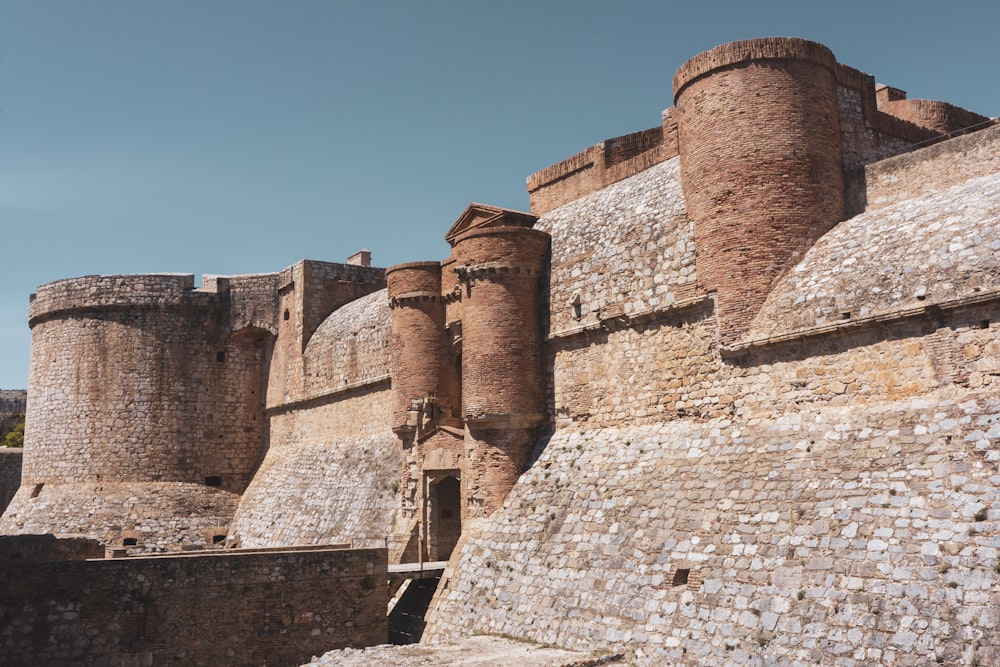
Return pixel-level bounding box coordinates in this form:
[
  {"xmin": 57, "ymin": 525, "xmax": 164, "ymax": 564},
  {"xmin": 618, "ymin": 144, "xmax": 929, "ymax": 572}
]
[{"xmin": 1, "ymin": 420, "xmax": 23, "ymax": 448}]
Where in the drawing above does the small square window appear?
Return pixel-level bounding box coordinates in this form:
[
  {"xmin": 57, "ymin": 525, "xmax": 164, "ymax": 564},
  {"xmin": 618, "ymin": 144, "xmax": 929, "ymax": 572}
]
[
  {"xmin": 672, "ymin": 568, "xmax": 690, "ymax": 587},
  {"xmin": 216, "ymin": 351, "xmax": 226, "ymax": 362}
]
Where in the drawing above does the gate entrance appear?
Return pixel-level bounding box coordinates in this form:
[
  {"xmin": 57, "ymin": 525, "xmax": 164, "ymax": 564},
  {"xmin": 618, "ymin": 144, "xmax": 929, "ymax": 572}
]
[{"xmin": 426, "ymin": 474, "xmax": 461, "ymax": 561}]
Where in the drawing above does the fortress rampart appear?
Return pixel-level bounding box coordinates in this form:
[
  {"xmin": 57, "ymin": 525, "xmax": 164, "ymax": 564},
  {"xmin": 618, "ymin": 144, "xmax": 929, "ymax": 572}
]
[{"xmin": 2, "ymin": 36, "xmax": 999, "ymax": 666}]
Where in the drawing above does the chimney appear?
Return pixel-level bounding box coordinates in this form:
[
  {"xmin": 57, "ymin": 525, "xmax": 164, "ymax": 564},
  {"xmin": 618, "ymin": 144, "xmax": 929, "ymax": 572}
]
[{"xmin": 347, "ymin": 249, "xmax": 372, "ymax": 267}]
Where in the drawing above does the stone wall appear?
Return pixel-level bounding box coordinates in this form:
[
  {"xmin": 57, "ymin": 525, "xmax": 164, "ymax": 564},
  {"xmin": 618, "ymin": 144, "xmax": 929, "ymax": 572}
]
[
  {"xmin": 535, "ymin": 157, "xmax": 695, "ymax": 337},
  {"xmin": 0, "ymin": 389, "xmax": 26, "ymax": 414},
  {"xmin": 0, "ymin": 481, "xmax": 239, "ymax": 552},
  {"xmin": 426, "ymin": 389, "xmax": 1000, "ymax": 666},
  {"xmin": 751, "ymin": 169, "xmax": 1000, "ymax": 342},
  {"xmin": 0, "ymin": 534, "xmax": 104, "ymax": 562},
  {"xmin": 22, "ymin": 275, "xmax": 266, "ymax": 493},
  {"xmin": 0, "ymin": 546, "xmax": 387, "ymax": 667},
  {"xmin": 0, "ymin": 448, "xmax": 22, "ymax": 514},
  {"xmin": 231, "ymin": 287, "xmax": 399, "ymax": 550},
  {"xmin": 421, "ymin": 39, "xmax": 1000, "ymax": 664},
  {"xmin": 859, "ymin": 123, "xmax": 1000, "ymax": 212}
]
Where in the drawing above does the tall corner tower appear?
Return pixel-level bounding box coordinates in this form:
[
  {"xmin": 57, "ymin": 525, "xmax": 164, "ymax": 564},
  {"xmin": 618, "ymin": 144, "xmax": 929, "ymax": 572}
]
[{"xmin": 673, "ymin": 37, "xmax": 846, "ymax": 342}]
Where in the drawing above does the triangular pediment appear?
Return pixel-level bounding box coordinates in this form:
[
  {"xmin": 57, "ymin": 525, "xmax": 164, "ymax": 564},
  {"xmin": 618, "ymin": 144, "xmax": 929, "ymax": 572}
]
[{"xmin": 444, "ymin": 203, "xmax": 537, "ymax": 246}]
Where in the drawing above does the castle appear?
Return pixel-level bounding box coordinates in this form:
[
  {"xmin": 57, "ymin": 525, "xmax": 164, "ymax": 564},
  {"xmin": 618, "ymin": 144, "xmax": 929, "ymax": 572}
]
[{"xmin": 1, "ymin": 37, "xmax": 999, "ymax": 665}]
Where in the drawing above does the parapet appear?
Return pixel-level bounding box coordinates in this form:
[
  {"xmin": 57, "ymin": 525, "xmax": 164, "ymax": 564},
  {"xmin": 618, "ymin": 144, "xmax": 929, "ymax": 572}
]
[
  {"xmin": 672, "ymin": 36, "xmax": 838, "ymax": 97},
  {"xmin": 527, "ymin": 115, "xmax": 679, "ymax": 216},
  {"xmin": 28, "ymin": 273, "xmax": 219, "ymax": 326},
  {"xmin": 879, "ymin": 98, "xmax": 992, "ymax": 136}
]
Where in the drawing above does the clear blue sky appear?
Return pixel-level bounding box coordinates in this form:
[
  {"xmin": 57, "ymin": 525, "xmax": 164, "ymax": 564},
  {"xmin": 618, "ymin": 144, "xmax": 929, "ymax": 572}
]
[{"xmin": 1, "ymin": 0, "xmax": 998, "ymax": 389}]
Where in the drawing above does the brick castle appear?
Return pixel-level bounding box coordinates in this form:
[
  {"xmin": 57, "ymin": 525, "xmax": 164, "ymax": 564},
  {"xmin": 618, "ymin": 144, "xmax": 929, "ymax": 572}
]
[{"xmin": 1, "ymin": 37, "xmax": 999, "ymax": 665}]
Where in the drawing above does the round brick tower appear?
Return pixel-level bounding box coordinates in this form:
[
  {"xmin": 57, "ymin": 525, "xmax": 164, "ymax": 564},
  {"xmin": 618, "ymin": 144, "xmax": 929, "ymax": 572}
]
[
  {"xmin": 386, "ymin": 262, "xmax": 451, "ymax": 436},
  {"xmin": 451, "ymin": 226, "xmax": 550, "ymax": 516},
  {"xmin": 673, "ymin": 37, "xmax": 845, "ymax": 342},
  {"xmin": 0, "ymin": 274, "xmax": 266, "ymax": 551}
]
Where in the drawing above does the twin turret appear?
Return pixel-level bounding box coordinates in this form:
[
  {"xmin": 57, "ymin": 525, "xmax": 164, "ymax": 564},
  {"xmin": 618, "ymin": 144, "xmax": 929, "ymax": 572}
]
[{"xmin": 387, "ymin": 205, "xmax": 550, "ymax": 534}]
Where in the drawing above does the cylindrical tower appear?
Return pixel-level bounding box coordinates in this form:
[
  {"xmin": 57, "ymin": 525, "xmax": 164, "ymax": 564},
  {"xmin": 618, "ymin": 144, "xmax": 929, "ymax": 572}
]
[
  {"xmin": 0, "ymin": 274, "xmax": 266, "ymax": 551},
  {"xmin": 451, "ymin": 226, "xmax": 550, "ymax": 516},
  {"xmin": 673, "ymin": 37, "xmax": 845, "ymax": 341},
  {"xmin": 386, "ymin": 262, "xmax": 449, "ymax": 437}
]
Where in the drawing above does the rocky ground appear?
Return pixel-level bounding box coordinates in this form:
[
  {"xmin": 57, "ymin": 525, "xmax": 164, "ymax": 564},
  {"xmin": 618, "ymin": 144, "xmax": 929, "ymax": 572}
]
[{"xmin": 304, "ymin": 636, "xmax": 626, "ymax": 666}]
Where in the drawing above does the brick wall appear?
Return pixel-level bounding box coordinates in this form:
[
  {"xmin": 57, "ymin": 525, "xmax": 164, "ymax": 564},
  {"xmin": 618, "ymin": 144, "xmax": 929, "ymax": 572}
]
[
  {"xmin": 880, "ymin": 98, "xmax": 991, "ymax": 136},
  {"xmin": 0, "ymin": 546, "xmax": 387, "ymax": 666},
  {"xmin": 527, "ymin": 118, "xmax": 678, "ymax": 216},
  {"xmin": 675, "ymin": 37, "xmax": 845, "ymax": 343},
  {"xmin": 387, "ymin": 263, "xmax": 449, "ymax": 431}
]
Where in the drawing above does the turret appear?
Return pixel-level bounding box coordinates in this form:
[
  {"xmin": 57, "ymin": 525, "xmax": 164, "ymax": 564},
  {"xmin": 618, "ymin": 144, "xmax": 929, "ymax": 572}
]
[
  {"xmin": 673, "ymin": 37, "xmax": 845, "ymax": 342},
  {"xmin": 386, "ymin": 262, "xmax": 451, "ymax": 438},
  {"xmin": 450, "ymin": 221, "xmax": 549, "ymax": 516}
]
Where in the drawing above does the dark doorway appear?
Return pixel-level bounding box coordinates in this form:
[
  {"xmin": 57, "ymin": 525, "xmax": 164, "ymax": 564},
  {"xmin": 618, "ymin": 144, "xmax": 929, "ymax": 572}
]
[{"xmin": 427, "ymin": 475, "xmax": 461, "ymax": 561}]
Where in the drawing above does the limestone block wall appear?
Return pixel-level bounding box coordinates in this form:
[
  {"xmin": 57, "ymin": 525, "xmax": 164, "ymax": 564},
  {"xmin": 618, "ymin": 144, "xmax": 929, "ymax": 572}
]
[
  {"xmin": 266, "ymin": 261, "xmax": 386, "ymax": 407},
  {"xmin": 0, "ymin": 534, "xmax": 104, "ymax": 562},
  {"xmin": 859, "ymin": 124, "xmax": 1000, "ymax": 212},
  {"xmin": 230, "ymin": 292, "xmax": 399, "ymax": 550},
  {"xmin": 3, "ymin": 274, "xmax": 275, "ymax": 550},
  {"xmin": 0, "ymin": 546, "xmax": 387, "ymax": 666},
  {"xmin": 750, "ymin": 170, "xmax": 1000, "ymax": 341},
  {"xmin": 302, "ymin": 289, "xmax": 390, "ymax": 395},
  {"xmin": 549, "ymin": 288, "xmax": 998, "ymax": 427},
  {"xmin": 0, "ymin": 448, "xmax": 22, "ymax": 513},
  {"xmin": 535, "ymin": 157, "xmax": 695, "ymax": 337},
  {"xmin": 0, "ymin": 389, "xmax": 26, "ymax": 415},
  {"xmin": 426, "ymin": 390, "xmax": 1000, "ymax": 666},
  {"xmin": 0, "ymin": 482, "xmax": 239, "ymax": 552},
  {"xmin": 21, "ymin": 275, "xmax": 266, "ymax": 492}
]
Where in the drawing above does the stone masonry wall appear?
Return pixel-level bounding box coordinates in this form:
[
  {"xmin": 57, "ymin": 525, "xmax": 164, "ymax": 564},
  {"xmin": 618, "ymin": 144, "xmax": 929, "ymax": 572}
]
[
  {"xmin": 0, "ymin": 546, "xmax": 387, "ymax": 667},
  {"xmin": 859, "ymin": 124, "xmax": 1000, "ymax": 212},
  {"xmin": 230, "ymin": 385, "xmax": 398, "ymax": 549},
  {"xmin": 230, "ymin": 425, "xmax": 399, "ymax": 549},
  {"xmin": 0, "ymin": 389, "xmax": 26, "ymax": 415},
  {"xmin": 535, "ymin": 157, "xmax": 695, "ymax": 336},
  {"xmin": 0, "ymin": 448, "xmax": 22, "ymax": 514},
  {"xmin": 426, "ymin": 389, "xmax": 1000, "ymax": 666},
  {"xmin": 0, "ymin": 482, "xmax": 239, "ymax": 552},
  {"xmin": 549, "ymin": 297, "xmax": 998, "ymax": 429},
  {"xmin": 303, "ymin": 289, "xmax": 390, "ymax": 395},
  {"xmin": 751, "ymin": 170, "xmax": 1000, "ymax": 341}
]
